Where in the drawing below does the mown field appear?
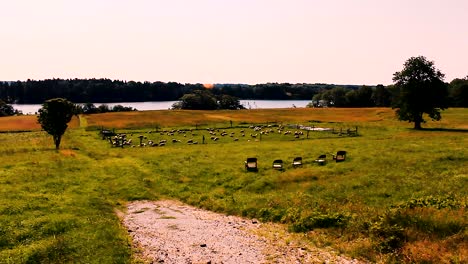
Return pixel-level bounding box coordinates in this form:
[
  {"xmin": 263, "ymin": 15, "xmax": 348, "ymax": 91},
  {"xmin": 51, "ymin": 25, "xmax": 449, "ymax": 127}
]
[{"xmin": 0, "ymin": 107, "xmax": 467, "ymax": 263}]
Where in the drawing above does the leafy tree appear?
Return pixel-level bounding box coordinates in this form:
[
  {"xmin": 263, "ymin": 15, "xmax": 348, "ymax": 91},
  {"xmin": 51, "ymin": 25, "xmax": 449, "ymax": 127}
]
[
  {"xmin": 218, "ymin": 94, "xmax": 244, "ymax": 110},
  {"xmin": 344, "ymin": 90, "xmax": 359, "ymax": 107},
  {"xmin": 0, "ymin": 100, "xmax": 18, "ymax": 116},
  {"xmin": 112, "ymin": 105, "xmax": 136, "ymax": 112},
  {"xmin": 97, "ymin": 104, "xmax": 110, "ymax": 113},
  {"xmin": 323, "ymin": 87, "xmax": 348, "ymax": 107},
  {"xmin": 356, "ymin": 85, "xmax": 374, "ymax": 107},
  {"xmin": 175, "ymin": 90, "xmax": 218, "ymax": 110},
  {"xmin": 372, "ymin": 84, "xmax": 391, "ymax": 107},
  {"xmin": 82, "ymin": 103, "xmax": 98, "ymax": 114},
  {"xmin": 37, "ymin": 98, "xmax": 75, "ymax": 149},
  {"xmin": 392, "ymin": 56, "xmax": 448, "ymax": 129},
  {"xmin": 449, "ymin": 77, "xmax": 468, "ymax": 107}
]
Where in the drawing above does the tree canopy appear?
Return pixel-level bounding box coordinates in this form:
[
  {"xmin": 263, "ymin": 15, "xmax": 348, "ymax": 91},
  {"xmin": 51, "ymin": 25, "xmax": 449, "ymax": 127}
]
[
  {"xmin": 0, "ymin": 100, "xmax": 21, "ymax": 117},
  {"xmin": 172, "ymin": 90, "xmax": 244, "ymax": 110},
  {"xmin": 449, "ymin": 76, "xmax": 468, "ymax": 107},
  {"xmin": 392, "ymin": 56, "xmax": 449, "ymax": 129},
  {"xmin": 37, "ymin": 98, "xmax": 75, "ymax": 149}
]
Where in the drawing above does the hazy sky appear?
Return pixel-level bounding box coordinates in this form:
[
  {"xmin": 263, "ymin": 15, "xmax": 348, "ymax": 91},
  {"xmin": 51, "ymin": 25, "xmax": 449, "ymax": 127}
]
[{"xmin": 1, "ymin": 0, "xmax": 467, "ymax": 85}]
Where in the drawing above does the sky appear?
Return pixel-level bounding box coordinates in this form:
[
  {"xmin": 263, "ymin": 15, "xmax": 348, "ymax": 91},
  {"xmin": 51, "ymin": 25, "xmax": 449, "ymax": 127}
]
[{"xmin": 1, "ymin": 0, "xmax": 467, "ymax": 85}]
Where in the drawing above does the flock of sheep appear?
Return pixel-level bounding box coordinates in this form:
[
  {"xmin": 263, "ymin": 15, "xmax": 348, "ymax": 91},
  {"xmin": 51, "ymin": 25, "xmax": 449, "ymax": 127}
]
[{"xmin": 102, "ymin": 124, "xmax": 317, "ymax": 148}]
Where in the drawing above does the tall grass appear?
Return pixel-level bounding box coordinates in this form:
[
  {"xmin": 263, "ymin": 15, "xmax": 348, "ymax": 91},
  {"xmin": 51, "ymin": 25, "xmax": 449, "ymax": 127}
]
[{"xmin": 0, "ymin": 108, "xmax": 466, "ymax": 263}]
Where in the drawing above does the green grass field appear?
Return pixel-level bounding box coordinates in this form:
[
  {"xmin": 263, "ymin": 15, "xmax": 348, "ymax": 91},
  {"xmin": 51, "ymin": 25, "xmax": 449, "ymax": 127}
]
[{"xmin": 0, "ymin": 108, "xmax": 467, "ymax": 263}]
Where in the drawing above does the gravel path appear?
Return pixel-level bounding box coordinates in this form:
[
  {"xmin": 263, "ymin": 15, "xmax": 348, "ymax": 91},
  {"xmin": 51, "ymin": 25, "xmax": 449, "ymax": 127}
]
[{"xmin": 122, "ymin": 200, "xmax": 364, "ymax": 264}]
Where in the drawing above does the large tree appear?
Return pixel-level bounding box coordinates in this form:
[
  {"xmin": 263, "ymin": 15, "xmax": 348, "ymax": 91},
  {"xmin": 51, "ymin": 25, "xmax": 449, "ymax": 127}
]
[
  {"xmin": 392, "ymin": 56, "xmax": 449, "ymax": 129},
  {"xmin": 37, "ymin": 98, "xmax": 75, "ymax": 149},
  {"xmin": 173, "ymin": 90, "xmax": 218, "ymax": 110}
]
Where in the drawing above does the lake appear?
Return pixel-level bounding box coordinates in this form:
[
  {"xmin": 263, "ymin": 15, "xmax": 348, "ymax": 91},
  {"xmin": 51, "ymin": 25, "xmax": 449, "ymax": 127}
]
[{"xmin": 12, "ymin": 100, "xmax": 311, "ymax": 114}]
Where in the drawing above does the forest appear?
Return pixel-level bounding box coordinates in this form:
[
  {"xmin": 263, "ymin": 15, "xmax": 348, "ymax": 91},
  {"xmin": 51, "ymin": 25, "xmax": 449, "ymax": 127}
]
[{"xmin": 0, "ymin": 77, "xmax": 466, "ymax": 108}]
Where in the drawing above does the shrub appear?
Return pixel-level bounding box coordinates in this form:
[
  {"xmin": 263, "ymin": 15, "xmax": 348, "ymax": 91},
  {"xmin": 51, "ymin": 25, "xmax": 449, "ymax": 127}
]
[{"xmin": 289, "ymin": 211, "xmax": 350, "ymax": 232}]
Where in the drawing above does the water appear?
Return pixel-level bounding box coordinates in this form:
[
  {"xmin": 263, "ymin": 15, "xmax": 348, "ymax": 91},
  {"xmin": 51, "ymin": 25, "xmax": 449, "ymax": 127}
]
[{"xmin": 11, "ymin": 100, "xmax": 311, "ymax": 114}]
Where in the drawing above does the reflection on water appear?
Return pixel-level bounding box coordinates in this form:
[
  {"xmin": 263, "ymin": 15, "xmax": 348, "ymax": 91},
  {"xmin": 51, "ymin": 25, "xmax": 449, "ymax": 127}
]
[{"xmin": 12, "ymin": 100, "xmax": 310, "ymax": 114}]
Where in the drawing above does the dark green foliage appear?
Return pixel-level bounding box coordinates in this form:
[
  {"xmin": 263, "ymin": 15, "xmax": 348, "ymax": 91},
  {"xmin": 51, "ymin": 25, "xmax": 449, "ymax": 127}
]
[
  {"xmin": 37, "ymin": 98, "xmax": 75, "ymax": 149},
  {"xmin": 393, "ymin": 195, "xmax": 466, "ymax": 210},
  {"xmin": 310, "ymin": 84, "xmax": 393, "ymax": 107},
  {"xmin": 81, "ymin": 102, "xmax": 98, "ymax": 114},
  {"xmin": 177, "ymin": 90, "xmax": 218, "ymax": 110},
  {"xmin": 217, "ymin": 94, "xmax": 244, "ymax": 110},
  {"xmin": 449, "ymin": 76, "xmax": 468, "ymax": 107},
  {"xmin": 392, "ymin": 56, "xmax": 449, "ymax": 129},
  {"xmin": 0, "ymin": 99, "xmax": 21, "ymax": 116},
  {"xmin": 172, "ymin": 90, "xmax": 244, "ymax": 110},
  {"xmin": 372, "ymin": 84, "xmax": 392, "ymax": 107},
  {"xmin": 289, "ymin": 211, "xmax": 350, "ymax": 232},
  {"xmin": 257, "ymin": 207, "xmax": 286, "ymax": 222}
]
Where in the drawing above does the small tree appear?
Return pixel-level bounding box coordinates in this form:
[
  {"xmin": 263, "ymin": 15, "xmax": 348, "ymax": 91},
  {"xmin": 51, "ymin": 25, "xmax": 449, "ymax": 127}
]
[
  {"xmin": 0, "ymin": 100, "xmax": 17, "ymax": 116},
  {"xmin": 37, "ymin": 98, "xmax": 75, "ymax": 149},
  {"xmin": 392, "ymin": 56, "xmax": 449, "ymax": 129},
  {"xmin": 218, "ymin": 94, "xmax": 244, "ymax": 110}
]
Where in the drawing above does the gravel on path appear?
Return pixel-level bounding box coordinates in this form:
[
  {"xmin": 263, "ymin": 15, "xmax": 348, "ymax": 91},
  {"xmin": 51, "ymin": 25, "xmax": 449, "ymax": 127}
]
[{"xmin": 122, "ymin": 200, "xmax": 365, "ymax": 264}]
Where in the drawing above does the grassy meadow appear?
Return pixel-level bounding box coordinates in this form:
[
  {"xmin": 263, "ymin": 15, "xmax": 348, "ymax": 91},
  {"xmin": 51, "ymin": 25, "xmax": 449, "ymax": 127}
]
[{"xmin": 0, "ymin": 107, "xmax": 467, "ymax": 263}]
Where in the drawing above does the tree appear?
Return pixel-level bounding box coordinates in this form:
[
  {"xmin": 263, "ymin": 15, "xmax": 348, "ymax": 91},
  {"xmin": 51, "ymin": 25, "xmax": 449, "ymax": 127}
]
[
  {"xmin": 392, "ymin": 56, "xmax": 448, "ymax": 129},
  {"xmin": 0, "ymin": 100, "xmax": 18, "ymax": 116},
  {"xmin": 97, "ymin": 104, "xmax": 110, "ymax": 113},
  {"xmin": 323, "ymin": 87, "xmax": 348, "ymax": 107},
  {"xmin": 356, "ymin": 85, "xmax": 374, "ymax": 107},
  {"xmin": 37, "ymin": 98, "xmax": 75, "ymax": 149},
  {"xmin": 449, "ymin": 76, "xmax": 468, "ymax": 107},
  {"xmin": 372, "ymin": 84, "xmax": 391, "ymax": 107},
  {"xmin": 175, "ymin": 90, "xmax": 218, "ymax": 110},
  {"xmin": 218, "ymin": 94, "xmax": 244, "ymax": 110},
  {"xmin": 82, "ymin": 103, "xmax": 98, "ymax": 114}
]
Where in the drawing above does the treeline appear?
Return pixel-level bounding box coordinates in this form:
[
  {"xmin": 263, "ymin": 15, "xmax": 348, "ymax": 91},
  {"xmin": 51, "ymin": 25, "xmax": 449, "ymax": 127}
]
[
  {"xmin": 0, "ymin": 78, "xmax": 359, "ymax": 104},
  {"xmin": 311, "ymin": 78, "xmax": 467, "ymax": 108},
  {"xmin": 0, "ymin": 77, "xmax": 466, "ymax": 107},
  {"xmin": 75, "ymin": 103, "xmax": 137, "ymax": 114}
]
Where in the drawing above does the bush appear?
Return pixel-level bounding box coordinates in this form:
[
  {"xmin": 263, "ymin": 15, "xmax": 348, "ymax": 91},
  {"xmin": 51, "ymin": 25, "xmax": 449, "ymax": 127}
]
[{"xmin": 289, "ymin": 211, "xmax": 350, "ymax": 232}]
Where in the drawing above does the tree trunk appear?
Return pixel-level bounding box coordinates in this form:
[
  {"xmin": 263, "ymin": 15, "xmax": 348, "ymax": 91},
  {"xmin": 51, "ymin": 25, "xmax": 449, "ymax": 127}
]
[
  {"xmin": 54, "ymin": 135, "xmax": 61, "ymax": 150},
  {"xmin": 414, "ymin": 113, "xmax": 423, "ymax": 130},
  {"xmin": 414, "ymin": 120, "xmax": 422, "ymax": 130}
]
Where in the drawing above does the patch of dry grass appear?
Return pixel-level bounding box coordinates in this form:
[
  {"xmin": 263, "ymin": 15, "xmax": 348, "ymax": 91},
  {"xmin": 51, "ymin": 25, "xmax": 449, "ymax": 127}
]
[
  {"xmin": 83, "ymin": 108, "xmax": 396, "ymax": 129},
  {"xmin": 0, "ymin": 115, "xmax": 80, "ymax": 131}
]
